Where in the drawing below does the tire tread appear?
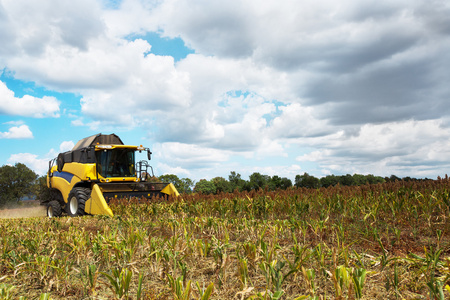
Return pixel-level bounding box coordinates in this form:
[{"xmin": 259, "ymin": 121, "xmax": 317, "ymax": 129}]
[
  {"xmin": 47, "ymin": 200, "xmax": 62, "ymax": 218},
  {"xmin": 67, "ymin": 187, "xmax": 90, "ymax": 217}
]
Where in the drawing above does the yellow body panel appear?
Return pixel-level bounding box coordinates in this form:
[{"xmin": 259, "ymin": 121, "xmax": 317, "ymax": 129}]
[
  {"xmin": 85, "ymin": 184, "xmax": 114, "ymax": 217},
  {"xmin": 63, "ymin": 163, "xmax": 97, "ymax": 181},
  {"xmin": 161, "ymin": 183, "xmax": 180, "ymax": 197},
  {"xmin": 47, "ymin": 163, "xmax": 96, "ymax": 203},
  {"xmin": 48, "ymin": 165, "xmax": 82, "ymax": 204}
]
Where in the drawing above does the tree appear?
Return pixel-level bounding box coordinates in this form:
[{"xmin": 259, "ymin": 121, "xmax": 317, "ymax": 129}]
[
  {"xmin": 248, "ymin": 172, "xmax": 270, "ymax": 191},
  {"xmin": 366, "ymin": 174, "xmax": 384, "ymax": 184},
  {"xmin": 339, "ymin": 174, "xmax": 354, "ymax": 186},
  {"xmin": 268, "ymin": 175, "xmax": 292, "ymax": 190},
  {"xmin": 228, "ymin": 171, "xmax": 246, "ymax": 192},
  {"xmin": 179, "ymin": 178, "xmax": 194, "ymax": 194},
  {"xmin": 388, "ymin": 175, "xmax": 401, "ymax": 182},
  {"xmin": 211, "ymin": 177, "xmax": 232, "ymax": 194},
  {"xmin": 269, "ymin": 175, "xmax": 282, "ymax": 191},
  {"xmin": 159, "ymin": 174, "xmax": 182, "ymax": 188},
  {"xmin": 0, "ymin": 163, "xmax": 38, "ymax": 207},
  {"xmin": 194, "ymin": 179, "xmax": 216, "ymax": 194},
  {"xmin": 295, "ymin": 172, "xmax": 320, "ymax": 188},
  {"xmin": 320, "ymin": 175, "xmax": 339, "ymax": 188},
  {"xmin": 279, "ymin": 177, "xmax": 293, "ymax": 190},
  {"xmin": 352, "ymin": 174, "xmax": 367, "ymax": 185}
]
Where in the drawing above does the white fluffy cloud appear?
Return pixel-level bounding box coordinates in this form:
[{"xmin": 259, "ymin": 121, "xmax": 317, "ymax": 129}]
[
  {"xmin": 0, "ymin": 0, "xmax": 104, "ymax": 57},
  {"xmin": 152, "ymin": 55, "xmax": 293, "ymax": 147},
  {"xmin": 296, "ymin": 120, "xmax": 450, "ymax": 177},
  {"xmin": 0, "ymin": 124, "xmax": 33, "ymax": 139},
  {"xmin": 154, "ymin": 142, "xmax": 230, "ymax": 169},
  {"xmin": 78, "ymin": 49, "xmax": 192, "ymax": 126},
  {"xmin": 151, "ymin": 0, "xmax": 450, "ymax": 124},
  {"xmin": 59, "ymin": 141, "xmax": 75, "ymax": 152},
  {"xmin": 6, "ymin": 145, "xmax": 67, "ymax": 175},
  {"xmin": 0, "ymin": 81, "xmax": 60, "ymax": 118},
  {"xmin": 8, "ymin": 153, "xmax": 48, "ymax": 174}
]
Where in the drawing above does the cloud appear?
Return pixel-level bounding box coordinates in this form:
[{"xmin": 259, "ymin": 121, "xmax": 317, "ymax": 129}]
[
  {"xmin": 59, "ymin": 141, "xmax": 75, "ymax": 152},
  {"xmin": 0, "ymin": 125, "xmax": 33, "ymax": 139},
  {"xmin": 156, "ymin": 163, "xmax": 192, "ymax": 178},
  {"xmin": 0, "ymin": 2, "xmax": 16, "ymax": 58},
  {"xmin": 153, "ymin": 141, "xmax": 299, "ymax": 181},
  {"xmin": 152, "ymin": 1, "xmax": 422, "ymax": 66},
  {"xmin": 0, "ymin": 81, "xmax": 60, "ymax": 118},
  {"xmin": 295, "ymin": 119, "xmax": 450, "ymax": 177},
  {"xmin": 8, "ymin": 153, "xmax": 48, "ymax": 175},
  {"xmin": 0, "ymin": 0, "xmax": 104, "ymax": 57},
  {"xmin": 3, "ymin": 120, "xmax": 24, "ymax": 126},
  {"xmin": 1, "ymin": 0, "xmax": 450, "ymax": 181},
  {"xmin": 78, "ymin": 49, "xmax": 191, "ymax": 125},
  {"xmin": 152, "ymin": 0, "xmax": 450, "ymax": 126},
  {"xmin": 75, "ymin": 52, "xmax": 293, "ymax": 154},
  {"xmin": 102, "ymin": 0, "xmax": 159, "ymax": 37},
  {"xmin": 154, "ymin": 142, "xmax": 230, "ymax": 170},
  {"xmin": 71, "ymin": 119, "xmax": 84, "ymax": 127},
  {"xmin": 7, "ymin": 147, "xmax": 61, "ymax": 175},
  {"xmin": 269, "ymin": 103, "xmax": 331, "ymax": 139},
  {"xmin": 7, "ymin": 39, "xmax": 150, "ymax": 90},
  {"xmin": 152, "ymin": 55, "xmax": 293, "ymax": 147},
  {"xmin": 243, "ymin": 164, "xmax": 303, "ymax": 180},
  {"xmin": 152, "ymin": 0, "xmax": 256, "ymax": 58}
]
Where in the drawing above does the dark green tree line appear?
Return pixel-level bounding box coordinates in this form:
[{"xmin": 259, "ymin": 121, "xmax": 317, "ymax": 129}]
[
  {"xmin": 191, "ymin": 171, "xmax": 293, "ymax": 194},
  {"xmin": 295, "ymin": 172, "xmax": 386, "ymax": 188},
  {"xmin": 188, "ymin": 172, "xmax": 422, "ymax": 195}
]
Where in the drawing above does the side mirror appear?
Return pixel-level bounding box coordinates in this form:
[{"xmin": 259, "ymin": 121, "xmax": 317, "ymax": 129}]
[{"xmin": 147, "ymin": 149, "xmax": 152, "ymax": 160}]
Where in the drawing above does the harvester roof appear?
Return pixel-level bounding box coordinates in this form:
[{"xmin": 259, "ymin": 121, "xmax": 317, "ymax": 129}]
[{"xmin": 72, "ymin": 133, "xmax": 124, "ymax": 151}]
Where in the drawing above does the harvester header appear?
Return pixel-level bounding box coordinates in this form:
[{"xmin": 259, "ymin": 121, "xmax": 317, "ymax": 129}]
[{"xmin": 43, "ymin": 133, "xmax": 179, "ymax": 217}]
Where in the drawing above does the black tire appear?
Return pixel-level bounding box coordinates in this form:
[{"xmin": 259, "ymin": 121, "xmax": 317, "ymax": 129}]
[
  {"xmin": 47, "ymin": 200, "xmax": 62, "ymax": 218},
  {"xmin": 66, "ymin": 187, "xmax": 90, "ymax": 217}
]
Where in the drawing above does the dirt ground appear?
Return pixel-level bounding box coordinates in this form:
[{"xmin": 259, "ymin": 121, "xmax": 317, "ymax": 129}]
[{"xmin": 0, "ymin": 205, "xmax": 47, "ymax": 219}]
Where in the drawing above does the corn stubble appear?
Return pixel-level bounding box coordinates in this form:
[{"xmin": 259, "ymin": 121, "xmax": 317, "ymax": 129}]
[{"xmin": 1, "ymin": 177, "xmax": 450, "ymax": 299}]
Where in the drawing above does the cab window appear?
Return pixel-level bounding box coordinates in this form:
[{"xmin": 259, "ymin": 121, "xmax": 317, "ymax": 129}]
[{"xmin": 96, "ymin": 149, "xmax": 135, "ymax": 178}]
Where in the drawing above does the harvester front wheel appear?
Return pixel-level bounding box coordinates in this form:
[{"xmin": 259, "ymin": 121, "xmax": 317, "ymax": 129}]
[
  {"xmin": 47, "ymin": 200, "xmax": 62, "ymax": 218},
  {"xmin": 67, "ymin": 187, "xmax": 90, "ymax": 217}
]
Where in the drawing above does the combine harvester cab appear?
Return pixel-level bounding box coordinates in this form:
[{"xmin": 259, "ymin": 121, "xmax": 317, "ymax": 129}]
[{"xmin": 43, "ymin": 133, "xmax": 179, "ymax": 218}]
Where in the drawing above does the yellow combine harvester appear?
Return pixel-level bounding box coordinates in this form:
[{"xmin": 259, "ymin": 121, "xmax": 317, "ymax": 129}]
[{"xmin": 44, "ymin": 133, "xmax": 179, "ymax": 217}]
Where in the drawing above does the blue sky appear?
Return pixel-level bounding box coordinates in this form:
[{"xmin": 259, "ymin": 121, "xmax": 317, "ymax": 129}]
[{"xmin": 1, "ymin": 0, "xmax": 450, "ymax": 182}]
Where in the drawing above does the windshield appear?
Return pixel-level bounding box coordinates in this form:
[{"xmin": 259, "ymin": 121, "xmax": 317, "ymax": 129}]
[{"xmin": 96, "ymin": 149, "xmax": 135, "ymax": 178}]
